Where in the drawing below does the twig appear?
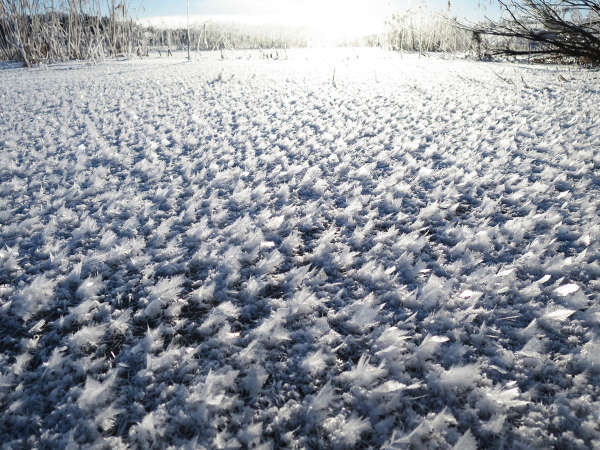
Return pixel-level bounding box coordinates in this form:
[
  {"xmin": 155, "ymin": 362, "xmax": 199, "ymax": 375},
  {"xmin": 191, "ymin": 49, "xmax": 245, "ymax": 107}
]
[{"xmin": 492, "ymin": 70, "xmax": 515, "ymax": 85}]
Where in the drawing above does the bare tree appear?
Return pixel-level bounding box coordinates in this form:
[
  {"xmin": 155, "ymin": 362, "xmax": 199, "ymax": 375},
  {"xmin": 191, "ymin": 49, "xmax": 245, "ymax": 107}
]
[{"xmin": 460, "ymin": 0, "xmax": 600, "ymax": 63}]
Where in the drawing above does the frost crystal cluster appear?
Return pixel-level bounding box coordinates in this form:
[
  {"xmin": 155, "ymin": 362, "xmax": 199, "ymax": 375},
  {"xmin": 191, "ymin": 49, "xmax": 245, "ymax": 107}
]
[{"xmin": 1, "ymin": 50, "xmax": 599, "ymax": 448}]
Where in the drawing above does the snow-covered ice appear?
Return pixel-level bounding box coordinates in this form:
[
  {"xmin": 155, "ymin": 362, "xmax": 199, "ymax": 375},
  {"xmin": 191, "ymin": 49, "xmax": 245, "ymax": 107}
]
[{"xmin": 1, "ymin": 48, "xmax": 599, "ymax": 448}]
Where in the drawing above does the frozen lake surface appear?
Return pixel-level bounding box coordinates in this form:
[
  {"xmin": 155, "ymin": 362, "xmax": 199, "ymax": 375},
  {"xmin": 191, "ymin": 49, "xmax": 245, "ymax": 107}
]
[{"xmin": 1, "ymin": 49, "xmax": 599, "ymax": 448}]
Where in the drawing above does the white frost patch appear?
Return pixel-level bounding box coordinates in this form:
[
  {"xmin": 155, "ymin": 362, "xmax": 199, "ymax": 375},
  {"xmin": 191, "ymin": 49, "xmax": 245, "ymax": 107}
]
[
  {"xmin": 439, "ymin": 364, "xmax": 480, "ymax": 390},
  {"xmin": 76, "ymin": 275, "xmax": 104, "ymax": 300},
  {"xmin": 497, "ymin": 268, "xmax": 515, "ymax": 277},
  {"xmin": 543, "ymin": 308, "xmax": 575, "ymax": 321},
  {"xmin": 339, "ymin": 354, "xmax": 387, "ymax": 387},
  {"xmin": 459, "ymin": 289, "xmax": 481, "ymax": 300},
  {"xmin": 1, "ymin": 49, "xmax": 599, "ymax": 449},
  {"xmin": 554, "ymin": 283, "xmax": 580, "ymax": 296},
  {"xmin": 453, "ymin": 429, "xmax": 477, "ymax": 450},
  {"xmin": 537, "ymin": 274, "xmax": 552, "ymax": 284}
]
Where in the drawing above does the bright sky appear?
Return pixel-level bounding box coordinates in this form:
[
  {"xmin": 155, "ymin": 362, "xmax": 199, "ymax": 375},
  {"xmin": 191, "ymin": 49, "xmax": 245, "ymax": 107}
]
[{"xmin": 136, "ymin": 0, "xmax": 498, "ymax": 40}]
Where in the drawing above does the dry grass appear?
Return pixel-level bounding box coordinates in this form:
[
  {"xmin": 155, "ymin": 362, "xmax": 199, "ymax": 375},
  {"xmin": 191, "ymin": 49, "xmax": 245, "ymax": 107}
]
[
  {"xmin": 385, "ymin": 8, "xmax": 475, "ymax": 53},
  {"xmin": 0, "ymin": 0, "xmax": 143, "ymax": 66}
]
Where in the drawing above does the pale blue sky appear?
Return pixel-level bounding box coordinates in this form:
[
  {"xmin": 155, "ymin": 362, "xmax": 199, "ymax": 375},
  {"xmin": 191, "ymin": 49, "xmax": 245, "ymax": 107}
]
[
  {"xmin": 135, "ymin": 0, "xmax": 497, "ymax": 42},
  {"xmin": 136, "ymin": 0, "xmax": 497, "ymax": 22}
]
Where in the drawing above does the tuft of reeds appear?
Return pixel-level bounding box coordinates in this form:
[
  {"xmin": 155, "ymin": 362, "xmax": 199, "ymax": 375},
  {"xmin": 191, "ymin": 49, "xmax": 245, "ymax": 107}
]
[
  {"xmin": 385, "ymin": 7, "xmax": 475, "ymax": 54},
  {"xmin": 0, "ymin": 0, "xmax": 144, "ymax": 66}
]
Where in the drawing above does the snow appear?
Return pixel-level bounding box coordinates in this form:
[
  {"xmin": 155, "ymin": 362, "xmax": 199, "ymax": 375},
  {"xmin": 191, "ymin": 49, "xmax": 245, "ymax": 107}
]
[
  {"xmin": 554, "ymin": 282, "xmax": 580, "ymax": 296},
  {"xmin": 543, "ymin": 307, "xmax": 576, "ymax": 321},
  {"xmin": 1, "ymin": 48, "xmax": 599, "ymax": 448}
]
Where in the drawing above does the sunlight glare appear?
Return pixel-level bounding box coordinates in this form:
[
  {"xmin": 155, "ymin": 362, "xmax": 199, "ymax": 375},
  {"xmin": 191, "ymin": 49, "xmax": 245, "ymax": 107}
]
[{"xmin": 281, "ymin": 0, "xmax": 391, "ymax": 43}]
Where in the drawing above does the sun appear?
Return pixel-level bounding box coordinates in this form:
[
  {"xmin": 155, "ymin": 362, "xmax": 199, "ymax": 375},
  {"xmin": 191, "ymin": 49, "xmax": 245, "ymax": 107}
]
[{"xmin": 280, "ymin": 0, "xmax": 390, "ymax": 43}]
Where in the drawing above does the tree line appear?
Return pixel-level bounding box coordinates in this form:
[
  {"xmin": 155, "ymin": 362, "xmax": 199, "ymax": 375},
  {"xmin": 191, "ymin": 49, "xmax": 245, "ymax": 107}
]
[
  {"xmin": 0, "ymin": 1, "xmax": 308, "ymax": 66},
  {"xmin": 2, "ymin": 0, "xmax": 599, "ymax": 66}
]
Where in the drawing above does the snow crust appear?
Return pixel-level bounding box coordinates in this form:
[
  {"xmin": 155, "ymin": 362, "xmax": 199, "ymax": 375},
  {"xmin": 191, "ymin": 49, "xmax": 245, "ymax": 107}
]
[{"xmin": 1, "ymin": 49, "xmax": 599, "ymax": 448}]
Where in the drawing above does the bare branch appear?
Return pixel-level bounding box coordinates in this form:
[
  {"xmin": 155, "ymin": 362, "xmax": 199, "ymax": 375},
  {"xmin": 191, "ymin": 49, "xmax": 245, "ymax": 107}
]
[{"xmin": 459, "ymin": 0, "xmax": 600, "ymax": 64}]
